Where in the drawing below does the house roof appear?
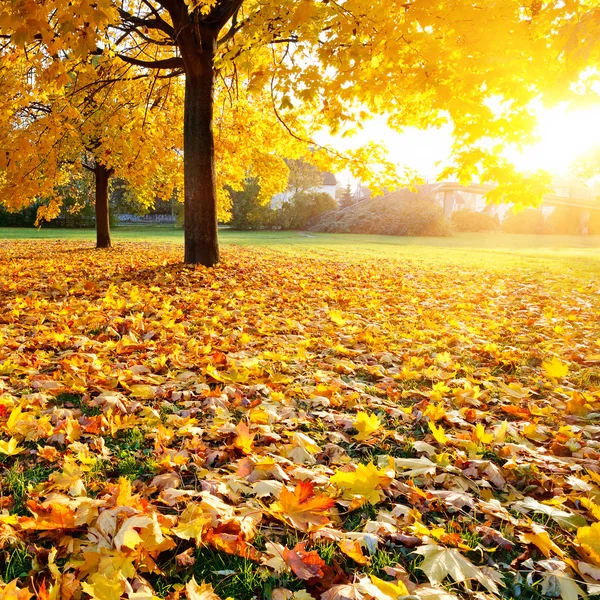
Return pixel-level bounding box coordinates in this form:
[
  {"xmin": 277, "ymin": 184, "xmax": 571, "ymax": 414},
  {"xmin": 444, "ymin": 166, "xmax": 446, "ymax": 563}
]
[{"xmin": 322, "ymin": 172, "xmax": 337, "ymax": 186}]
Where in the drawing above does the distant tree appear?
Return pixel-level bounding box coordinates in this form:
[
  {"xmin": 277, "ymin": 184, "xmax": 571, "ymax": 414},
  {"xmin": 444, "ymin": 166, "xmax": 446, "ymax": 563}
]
[
  {"xmin": 340, "ymin": 184, "xmax": 355, "ymax": 209},
  {"xmin": 451, "ymin": 209, "xmax": 499, "ymax": 232},
  {"xmin": 502, "ymin": 209, "xmax": 547, "ymax": 234},
  {"xmin": 0, "ymin": 56, "xmax": 183, "ymax": 248},
  {"xmin": 229, "ymin": 180, "xmax": 277, "ymax": 230},
  {"xmin": 285, "ymin": 159, "xmax": 324, "ymax": 197}
]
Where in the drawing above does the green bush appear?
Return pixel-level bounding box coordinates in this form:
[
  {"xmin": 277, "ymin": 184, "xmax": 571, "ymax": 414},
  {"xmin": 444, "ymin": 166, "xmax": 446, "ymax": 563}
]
[
  {"xmin": 229, "ymin": 180, "xmax": 337, "ymax": 230},
  {"xmin": 502, "ymin": 209, "xmax": 547, "ymax": 234},
  {"xmin": 309, "ymin": 188, "xmax": 451, "ymax": 236},
  {"xmin": 451, "ymin": 209, "xmax": 499, "ymax": 232},
  {"xmin": 278, "ymin": 192, "xmax": 338, "ymax": 230},
  {"xmin": 0, "ymin": 204, "xmax": 38, "ymax": 227},
  {"xmin": 228, "ymin": 180, "xmax": 277, "ymax": 230}
]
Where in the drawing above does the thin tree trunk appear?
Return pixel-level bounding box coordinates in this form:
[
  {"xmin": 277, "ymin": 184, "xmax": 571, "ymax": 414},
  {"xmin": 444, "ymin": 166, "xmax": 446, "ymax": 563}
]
[
  {"xmin": 95, "ymin": 163, "xmax": 111, "ymax": 249},
  {"xmin": 183, "ymin": 44, "xmax": 219, "ymax": 266}
]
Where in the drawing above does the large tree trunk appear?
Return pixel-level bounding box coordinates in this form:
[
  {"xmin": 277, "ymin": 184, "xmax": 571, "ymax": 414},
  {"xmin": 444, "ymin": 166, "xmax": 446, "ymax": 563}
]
[
  {"xmin": 95, "ymin": 163, "xmax": 111, "ymax": 249},
  {"xmin": 183, "ymin": 43, "xmax": 219, "ymax": 266}
]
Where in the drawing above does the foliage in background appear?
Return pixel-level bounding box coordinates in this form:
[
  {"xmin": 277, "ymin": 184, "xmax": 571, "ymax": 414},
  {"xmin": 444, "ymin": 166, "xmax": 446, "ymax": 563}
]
[
  {"xmin": 0, "ymin": 54, "xmax": 184, "ymax": 224},
  {"xmin": 0, "ymin": 204, "xmax": 37, "ymax": 228},
  {"xmin": 310, "ymin": 189, "xmax": 451, "ymax": 236},
  {"xmin": 228, "ymin": 180, "xmax": 337, "ymax": 230},
  {"xmin": 502, "ymin": 209, "xmax": 548, "ymax": 234},
  {"xmin": 501, "ymin": 207, "xmax": 600, "ymax": 235},
  {"xmin": 278, "ymin": 192, "xmax": 338, "ymax": 230},
  {"xmin": 339, "ymin": 184, "xmax": 355, "ymax": 209},
  {"xmin": 284, "ymin": 159, "xmax": 325, "ymax": 197},
  {"xmin": 545, "ymin": 206, "xmax": 600, "ymax": 235},
  {"xmin": 451, "ymin": 209, "xmax": 499, "ymax": 232},
  {"xmin": 0, "ymin": 175, "xmax": 137, "ymax": 229},
  {"xmin": 228, "ymin": 180, "xmax": 277, "ymax": 230}
]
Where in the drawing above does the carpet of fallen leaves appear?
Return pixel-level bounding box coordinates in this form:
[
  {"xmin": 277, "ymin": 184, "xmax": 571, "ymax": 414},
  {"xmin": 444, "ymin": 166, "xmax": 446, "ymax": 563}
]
[{"xmin": 1, "ymin": 240, "xmax": 600, "ymax": 600}]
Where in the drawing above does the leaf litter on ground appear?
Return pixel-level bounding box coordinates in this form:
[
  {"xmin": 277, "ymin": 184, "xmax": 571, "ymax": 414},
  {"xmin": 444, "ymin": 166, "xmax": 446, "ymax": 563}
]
[{"xmin": 0, "ymin": 241, "xmax": 599, "ymax": 600}]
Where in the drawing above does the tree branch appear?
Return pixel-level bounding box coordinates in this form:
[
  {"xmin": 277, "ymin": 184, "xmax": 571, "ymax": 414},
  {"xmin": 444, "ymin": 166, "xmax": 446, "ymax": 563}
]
[
  {"xmin": 206, "ymin": 0, "xmax": 246, "ymax": 32},
  {"xmin": 117, "ymin": 7, "xmax": 175, "ymax": 36},
  {"xmin": 115, "ymin": 53, "xmax": 184, "ymax": 69}
]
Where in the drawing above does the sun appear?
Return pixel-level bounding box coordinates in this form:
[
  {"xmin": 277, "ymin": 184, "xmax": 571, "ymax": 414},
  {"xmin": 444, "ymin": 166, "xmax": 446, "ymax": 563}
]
[
  {"xmin": 320, "ymin": 103, "xmax": 600, "ymax": 183},
  {"xmin": 507, "ymin": 103, "xmax": 600, "ymax": 177}
]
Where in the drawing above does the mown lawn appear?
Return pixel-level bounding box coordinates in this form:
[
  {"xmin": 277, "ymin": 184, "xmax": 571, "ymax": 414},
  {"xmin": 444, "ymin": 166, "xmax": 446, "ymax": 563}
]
[
  {"xmin": 2, "ymin": 226, "xmax": 600, "ymax": 278},
  {"xmin": 0, "ymin": 236, "xmax": 599, "ymax": 600}
]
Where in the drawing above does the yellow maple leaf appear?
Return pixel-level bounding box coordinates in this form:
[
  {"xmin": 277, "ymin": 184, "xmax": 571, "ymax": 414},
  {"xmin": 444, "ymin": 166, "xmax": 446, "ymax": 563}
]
[
  {"xmin": 494, "ymin": 420, "xmax": 509, "ymax": 443},
  {"xmin": 565, "ymin": 393, "xmax": 591, "ymax": 416},
  {"xmin": 331, "ymin": 462, "xmax": 390, "ymax": 505},
  {"xmin": 80, "ymin": 573, "xmax": 125, "ymax": 600},
  {"xmin": 473, "ymin": 423, "xmax": 493, "ymax": 444},
  {"xmin": 542, "ymin": 356, "xmax": 569, "ymax": 379},
  {"xmin": 576, "ymin": 522, "xmax": 600, "ymax": 567},
  {"xmin": 249, "ymin": 408, "xmax": 269, "ymax": 424},
  {"xmin": 423, "ymin": 401, "xmax": 446, "ymax": 421},
  {"xmin": 173, "ymin": 503, "xmax": 212, "ymax": 543},
  {"xmin": 126, "ymin": 384, "xmax": 156, "ymax": 399},
  {"xmin": 6, "ymin": 406, "xmax": 22, "ymax": 431},
  {"xmin": 369, "ymin": 575, "xmax": 409, "ymax": 599},
  {"xmin": 0, "ymin": 438, "xmax": 23, "ymax": 456},
  {"xmin": 0, "ymin": 579, "xmax": 33, "ymax": 600},
  {"xmin": 428, "ymin": 421, "xmax": 448, "ymax": 444},
  {"xmin": 353, "ymin": 411, "xmax": 381, "ymax": 441},
  {"xmin": 520, "ymin": 525, "xmax": 564, "ymax": 558},
  {"xmin": 581, "ymin": 498, "xmax": 600, "ymax": 522},
  {"xmin": 328, "ymin": 309, "xmax": 346, "ymax": 326},
  {"xmin": 233, "ymin": 421, "xmax": 255, "ymax": 454},
  {"xmin": 186, "ymin": 577, "xmax": 222, "ymax": 600},
  {"xmin": 523, "ymin": 422, "xmax": 549, "ymax": 442}
]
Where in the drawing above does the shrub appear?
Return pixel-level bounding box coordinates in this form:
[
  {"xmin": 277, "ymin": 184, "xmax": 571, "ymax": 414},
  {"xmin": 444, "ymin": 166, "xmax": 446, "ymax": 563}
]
[
  {"xmin": 451, "ymin": 209, "xmax": 499, "ymax": 232},
  {"xmin": 545, "ymin": 206, "xmax": 595, "ymax": 235},
  {"xmin": 590, "ymin": 211, "xmax": 600, "ymax": 235},
  {"xmin": 0, "ymin": 204, "xmax": 38, "ymax": 227},
  {"xmin": 309, "ymin": 188, "xmax": 451, "ymax": 237},
  {"xmin": 228, "ymin": 180, "xmax": 277, "ymax": 230},
  {"xmin": 502, "ymin": 209, "xmax": 547, "ymax": 234},
  {"xmin": 277, "ymin": 192, "xmax": 338, "ymax": 230},
  {"xmin": 229, "ymin": 180, "xmax": 338, "ymax": 230}
]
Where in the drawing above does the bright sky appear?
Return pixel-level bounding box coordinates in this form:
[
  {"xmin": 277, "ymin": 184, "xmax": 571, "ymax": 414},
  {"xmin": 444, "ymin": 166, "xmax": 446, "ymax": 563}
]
[{"xmin": 322, "ymin": 104, "xmax": 600, "ymax": 186}]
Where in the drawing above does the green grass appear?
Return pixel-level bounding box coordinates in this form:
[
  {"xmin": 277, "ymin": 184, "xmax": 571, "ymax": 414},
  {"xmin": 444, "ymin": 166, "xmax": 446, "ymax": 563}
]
[
  {"xmin": 1, "ymin": 226, "xmax": 600, "ymax": 278},
  {"xmin": 3, "ymin": 463, "xmax": 55, "ymax": 515},
  {"xmin": 1, "ymin": 546, "xmax": 32, "ymax": 582},
  {"xmin": 147, "ymin": 546, "xmax": 304, "ymax": 599}
]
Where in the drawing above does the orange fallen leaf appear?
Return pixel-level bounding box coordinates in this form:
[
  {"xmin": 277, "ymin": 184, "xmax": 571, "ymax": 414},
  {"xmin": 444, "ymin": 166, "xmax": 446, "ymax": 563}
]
[
  {"xmin": 270, "ymin": 481, "xmax": 335, "ymax": 532},
  {"xmin": 338, "ymin": 539, "xmax": 370, "ymax": 565},
  {"xmin": 283, "ymin": 543, "xmax": 326, "ymax": 580}
]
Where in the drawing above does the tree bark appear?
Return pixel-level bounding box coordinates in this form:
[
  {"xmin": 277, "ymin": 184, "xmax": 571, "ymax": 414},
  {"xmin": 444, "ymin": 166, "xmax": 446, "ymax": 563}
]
[
  {"xmin": 95, "ymin": 163, "xmax": 112, "ymax": 249},
  {"xmin": 183, "ymin": 41, "xmax": 219, "ymax": 266}
]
